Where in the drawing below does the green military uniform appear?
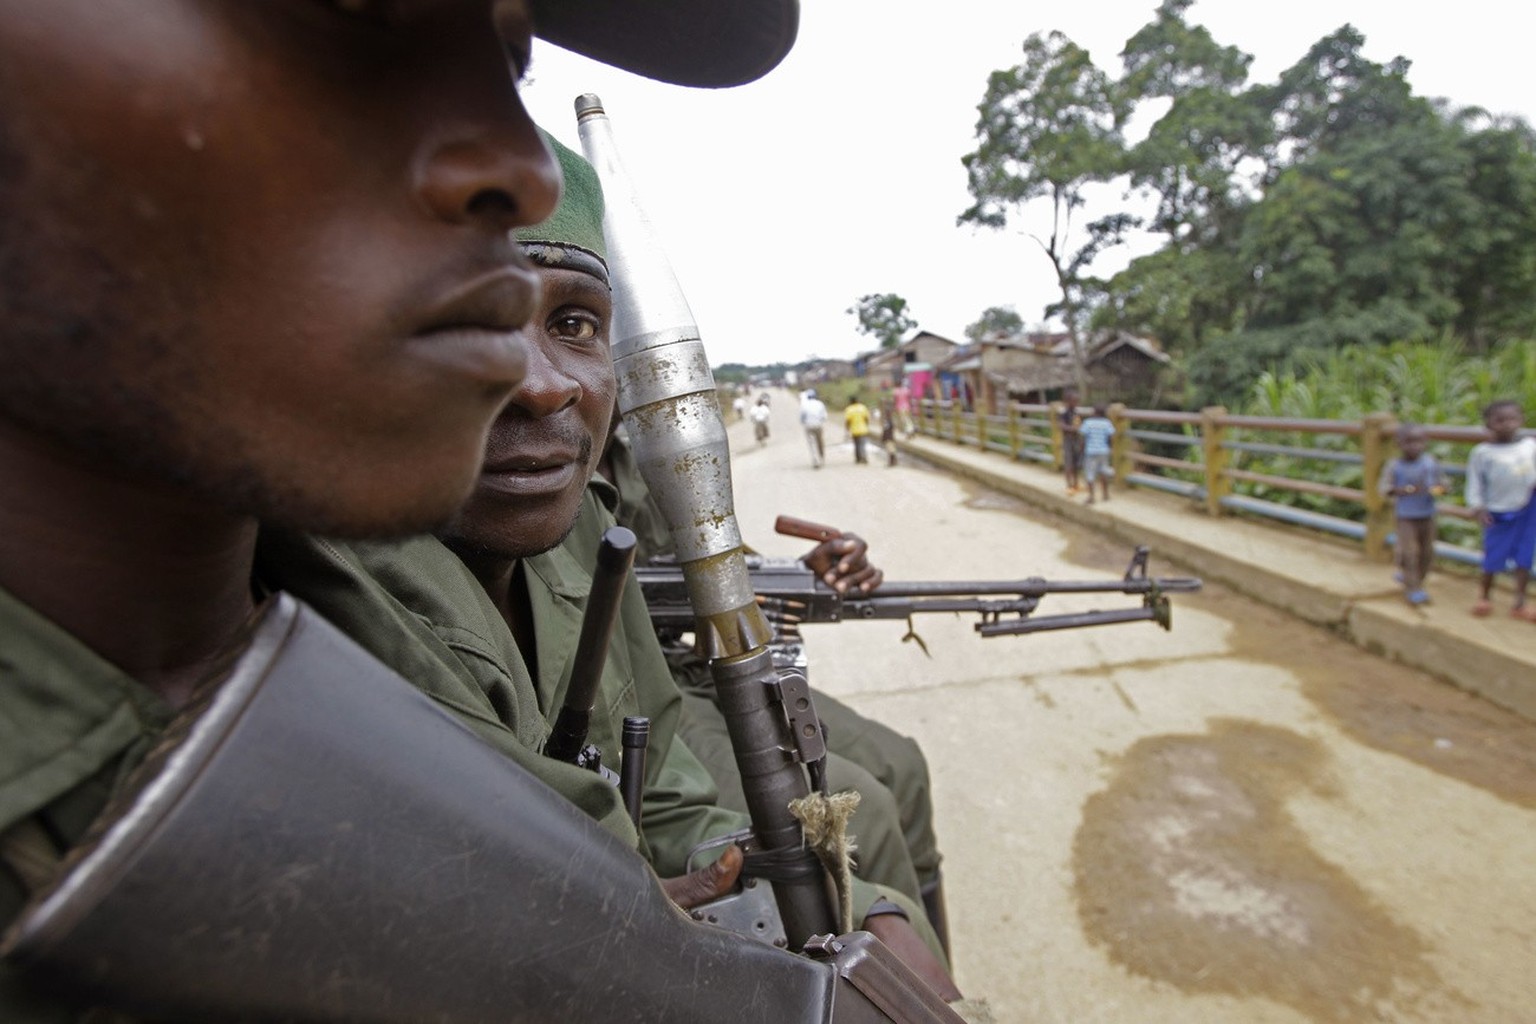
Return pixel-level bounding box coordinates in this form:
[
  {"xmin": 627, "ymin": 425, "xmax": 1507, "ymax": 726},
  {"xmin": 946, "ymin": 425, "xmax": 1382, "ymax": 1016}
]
[
  {"xmin": 602, "ymin": 434, "xmax": 943, "ymax": 896},
  {"xmin": 347, "ymin": 507, "xmax": 738, "ymax": 877},
  {"xmin": 347, "ymin": 494, "xmax": 947, "ymax": 963},
  {"xmin": 0, "ymin": 532, "xmax": 634, "ymax": 1021}
]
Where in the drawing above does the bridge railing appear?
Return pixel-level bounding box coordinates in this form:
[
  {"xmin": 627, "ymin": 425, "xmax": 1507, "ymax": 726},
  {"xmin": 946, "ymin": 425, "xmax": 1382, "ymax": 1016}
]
[{"xmin": 914, "ymin": 399, "xmax": 1510, "ymax": 568}]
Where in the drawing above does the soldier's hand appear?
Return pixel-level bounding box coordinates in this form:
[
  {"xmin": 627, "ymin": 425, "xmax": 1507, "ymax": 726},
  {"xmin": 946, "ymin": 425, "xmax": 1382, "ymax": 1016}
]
[
  {"xmin": 804, "ymin": 534, "xmax": 884, "ymax": 594},
  {"xmin": 861, "ymin": 911, "xmax": 962, "ymax": 1002},
  {"xmin": 660, "ymin": 843, "xmax": 743, "ymax": 911}
]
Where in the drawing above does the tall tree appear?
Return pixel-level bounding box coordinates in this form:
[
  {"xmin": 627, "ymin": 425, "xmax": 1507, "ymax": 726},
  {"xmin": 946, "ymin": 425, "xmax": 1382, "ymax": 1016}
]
[
  {"xmin": 965, "ymin": 305, "xmax": 1024, "ymax": 342},
  {"xmin": 846, "ymin": 292, "xmax": 916, "ymax": 350},
  {"xmin": 1453, "ymin": 114, "xmax": 1536, "ymax": 347},
  {"xmin": 961, "ymin": 30, "xmax": 1132, "ymax": 394}
]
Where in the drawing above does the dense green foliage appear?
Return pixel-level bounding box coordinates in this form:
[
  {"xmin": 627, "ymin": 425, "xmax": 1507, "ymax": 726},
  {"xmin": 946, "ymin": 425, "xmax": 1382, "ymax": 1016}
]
[
  {"xmin": 846, "ymin": 293, "xmax": 917, "ymax": 350},
  {"xmin": 967, "ymin": 0, "xmax": 1536, "ymax": 408},
  {"xmin": 965, "ymin": 305, "xmax": 1025, "ymax": 342},
  {"xmin": 1242, "ymin": 340, "xmax": 1536, "ymax": 426}
]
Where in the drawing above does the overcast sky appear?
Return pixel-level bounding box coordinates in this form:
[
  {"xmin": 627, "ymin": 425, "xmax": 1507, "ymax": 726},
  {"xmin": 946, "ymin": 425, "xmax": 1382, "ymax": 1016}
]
[{"xmin": 522, "ymin": 0, "xmax": 1536, "ymax": 367}]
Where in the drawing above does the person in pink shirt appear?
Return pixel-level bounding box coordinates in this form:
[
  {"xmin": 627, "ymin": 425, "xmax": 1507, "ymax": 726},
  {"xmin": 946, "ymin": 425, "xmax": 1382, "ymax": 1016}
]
[{"xmin": 892, "ymin": 380, "xmax": 915, "ymax": 437}]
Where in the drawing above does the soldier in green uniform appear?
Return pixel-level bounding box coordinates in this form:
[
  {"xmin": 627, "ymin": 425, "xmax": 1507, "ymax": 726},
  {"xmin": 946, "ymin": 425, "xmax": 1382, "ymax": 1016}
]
[
  {"xmin": 0, "ymin": 2, "xmax": 831, "ymax": 1019},
  {"xmin": 347, "ymin": 135, "xmax": 960, "ymax": 997}
]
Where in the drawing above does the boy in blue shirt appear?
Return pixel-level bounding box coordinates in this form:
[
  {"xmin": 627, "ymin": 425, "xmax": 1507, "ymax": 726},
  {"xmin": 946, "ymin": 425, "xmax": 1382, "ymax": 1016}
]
[
  {"xmin": 1379, "ymin": 423, "xmax": 1445, "ymax": 606},
  {"xmin": 1080, "ymin": 405, "xmax": 1116, "ymax": 505}
]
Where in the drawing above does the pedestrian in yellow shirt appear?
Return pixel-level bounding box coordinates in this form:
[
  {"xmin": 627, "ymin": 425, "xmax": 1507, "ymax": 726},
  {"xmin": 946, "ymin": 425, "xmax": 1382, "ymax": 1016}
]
[{"xmin": 845, "ymin": 395, "xmax": 873, "ymax": 464}]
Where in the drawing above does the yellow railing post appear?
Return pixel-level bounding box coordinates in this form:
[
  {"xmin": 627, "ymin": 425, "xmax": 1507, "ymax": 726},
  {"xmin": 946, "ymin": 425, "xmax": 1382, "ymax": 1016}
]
[
  {"xmin": 1361, "ymin": 411, "xmax": 1396, "ymax": 560},
  {"xmin": 1007, "ymin": 402, "xmax": 1020, "ymax": 460},
  {"xmin": 952, "ymin": 400, "xmax": 964, "ymax": 445},
  {"xmin": 1108, "ymin": 402, "xmax": 1130, "ymax": 485},
  {"xmin": 1201, "ymin": 406, "xmax": 1229, "ymax": 516},
  {"xmin": 977, "ymin": 405, "xmax": 988, "ymax": 449},
  {"xmin": 1049, "ymin": 402, "xmax": 1065, "ymax": 470}
]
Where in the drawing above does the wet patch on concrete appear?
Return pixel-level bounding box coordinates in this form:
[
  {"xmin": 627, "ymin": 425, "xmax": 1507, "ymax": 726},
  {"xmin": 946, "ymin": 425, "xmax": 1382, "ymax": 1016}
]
[
  {"xmin": 1226, "ymin": 599, "xmax": 1536, "ymax": 810},
  {"xmin": 1019, "ymin": 677, "xmax": 1058, "ymax": 710},
  {"xmin": 1073, "ymin": 719, "xmax": 1461, "ymax": 1021},
  {"xmin": 961, "ymin": 487, "xmax": 1032, "ymax": 516}
]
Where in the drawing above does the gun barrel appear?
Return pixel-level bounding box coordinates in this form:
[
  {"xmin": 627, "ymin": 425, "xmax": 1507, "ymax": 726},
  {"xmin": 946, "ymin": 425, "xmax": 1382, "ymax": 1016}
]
[
  {"xmin": 872, "ymin": 576, "xmax": 1202, "ymax": 598},
  {"xmin": 620, "ymin": 716, "xmax": 650, "ymax": 830},
  {"xmin": 544, "ymin": 526, "xmax": 638, "ymax": 765}
]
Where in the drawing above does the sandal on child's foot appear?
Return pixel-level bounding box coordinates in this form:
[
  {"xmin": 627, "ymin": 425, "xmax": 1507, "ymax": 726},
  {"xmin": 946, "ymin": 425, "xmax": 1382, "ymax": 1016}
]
[
  {"xmin": 1471, "ymin": 599, "xmax": 1493, "ymax": 617},
  {"xmin": 1406, "ymin": 590, "xmax": 1430, "ymax": 606},
  {"xmin": 1513, "ymin": 605, "xmax": 1536, "ymax": 623}
]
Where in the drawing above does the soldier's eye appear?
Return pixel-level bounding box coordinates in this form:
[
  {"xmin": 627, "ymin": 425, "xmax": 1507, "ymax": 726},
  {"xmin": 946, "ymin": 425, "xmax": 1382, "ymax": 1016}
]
[{"xmin": 549, "ymin": 309, "xmax": 602, "ymax": 344}]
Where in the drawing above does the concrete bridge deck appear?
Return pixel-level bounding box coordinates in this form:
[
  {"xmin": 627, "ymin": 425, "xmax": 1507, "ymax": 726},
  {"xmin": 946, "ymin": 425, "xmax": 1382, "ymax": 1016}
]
[
  {"xmin": 896, "ymin": 432, "xmax": 1536, "ymax": 723},
  {"xmin": 727, "ymin": 392, "xmax": 1536, "ymax": 1021}
]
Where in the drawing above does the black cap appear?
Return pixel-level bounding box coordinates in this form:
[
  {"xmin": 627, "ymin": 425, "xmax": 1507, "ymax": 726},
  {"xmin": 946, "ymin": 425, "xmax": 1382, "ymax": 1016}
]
[{"xmin": 532, "ymin": 0, "xmax": 799, "ymax": 88}]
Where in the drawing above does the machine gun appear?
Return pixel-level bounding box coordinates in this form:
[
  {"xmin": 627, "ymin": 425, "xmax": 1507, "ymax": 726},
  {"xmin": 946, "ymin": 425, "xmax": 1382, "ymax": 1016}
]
[{"xmin": 636, "ymin": 515, "xmax": 1202, "ymax": 655}]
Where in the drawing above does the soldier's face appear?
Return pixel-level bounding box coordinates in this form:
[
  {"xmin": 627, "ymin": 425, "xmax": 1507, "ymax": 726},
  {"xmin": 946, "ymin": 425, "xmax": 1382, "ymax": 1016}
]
[
  {"xmin": 0, "ymin": 0, "xmax": 560, "ymax": 536},
  {"xmin": 445, "ymin": 265, "xmax": 617, "ymax": 559}
]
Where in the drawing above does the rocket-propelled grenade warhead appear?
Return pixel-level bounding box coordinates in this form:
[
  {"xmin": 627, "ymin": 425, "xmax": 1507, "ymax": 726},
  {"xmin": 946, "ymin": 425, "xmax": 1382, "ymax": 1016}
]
[{"xmin": 576, "ymin": 93, "xmax": 770, "ymax": 659}]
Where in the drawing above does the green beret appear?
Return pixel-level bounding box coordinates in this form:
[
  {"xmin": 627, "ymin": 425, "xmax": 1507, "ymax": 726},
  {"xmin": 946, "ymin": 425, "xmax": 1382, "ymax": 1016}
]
[
  {"xmin": 533, "ymin": 0, "xmax": 799, "ymax": 89},
  {"xmin": 517, "ymin": 132, "xmax": 608, "ymax": 286}
]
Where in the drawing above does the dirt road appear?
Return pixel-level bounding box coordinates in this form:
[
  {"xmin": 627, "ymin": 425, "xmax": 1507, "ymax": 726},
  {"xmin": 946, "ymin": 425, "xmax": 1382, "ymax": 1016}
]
[{"xmin": 726, "ymin": 390, "xmax": 1536, "ymax": 1023}]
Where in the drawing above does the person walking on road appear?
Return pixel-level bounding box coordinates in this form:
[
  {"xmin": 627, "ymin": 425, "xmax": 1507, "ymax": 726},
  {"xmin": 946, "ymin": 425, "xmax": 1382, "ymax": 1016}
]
[
  {"xmin": 750, "ymin": 394, "xmax": 772, "ymax": 445},
  {"xmin": 1379, "ymin": 423, "xmax": 1445, "ymax": 606},
  {"xmin": 880, "ymin": 399, "xmax": 899, "ymax": 467},
  {"xmin": 800, "ymin": 389, "xmax": 829, "ymax": 467},
  {"xmin": 845, "ymin": 394, "xmax": 872, "ymax": 464},
  {"xmin": 893, "ymin": 380, "xmax": 915, "ymax": 437}
]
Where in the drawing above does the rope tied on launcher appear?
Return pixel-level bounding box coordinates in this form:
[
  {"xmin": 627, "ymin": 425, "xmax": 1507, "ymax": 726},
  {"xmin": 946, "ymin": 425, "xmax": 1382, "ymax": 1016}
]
[{"xmin": 788, "ymin": 789, "xmax": 862, "ymax": 934}]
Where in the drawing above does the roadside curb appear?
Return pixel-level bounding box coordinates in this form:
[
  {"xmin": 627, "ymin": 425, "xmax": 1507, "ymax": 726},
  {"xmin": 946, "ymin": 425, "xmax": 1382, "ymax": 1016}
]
[{"xmin": 897, "ymin": 434, "xmax": 1536, "ymax": 722}]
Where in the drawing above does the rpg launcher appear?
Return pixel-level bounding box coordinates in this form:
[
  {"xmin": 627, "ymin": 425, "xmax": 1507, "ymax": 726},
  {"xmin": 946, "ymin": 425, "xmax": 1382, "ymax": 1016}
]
[{"xmin": 636, "ymin": 515, "xmax": 1203, "ymax": 655}]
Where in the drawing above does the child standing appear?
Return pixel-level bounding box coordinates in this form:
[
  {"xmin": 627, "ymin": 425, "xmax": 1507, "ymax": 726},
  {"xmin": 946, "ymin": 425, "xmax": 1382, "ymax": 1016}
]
[
  {"xmin": 1466, "ymin": 400, "xmax": 1536, "ymax": 620},
  {"xmin": 1379, "ymin": 423, "xmax": 1445, "ymax": 606},
  {"xmin": 1080, "ymin": 404, "xmax": 1116, "ymax": 505},
  {"xmin": 1058, "ymin": 388, "xmax": 1084, "ymax": 494}
]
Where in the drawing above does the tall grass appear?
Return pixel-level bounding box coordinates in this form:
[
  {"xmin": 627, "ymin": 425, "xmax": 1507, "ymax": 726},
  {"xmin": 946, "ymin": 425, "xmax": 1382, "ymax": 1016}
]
[{"xmin": 1225, "ymin": 340, "xmax": 1535, "ymax": 548}]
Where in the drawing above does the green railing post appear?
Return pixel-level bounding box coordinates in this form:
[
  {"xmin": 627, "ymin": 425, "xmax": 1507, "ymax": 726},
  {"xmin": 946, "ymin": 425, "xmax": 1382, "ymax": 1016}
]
[
  {"xmin": 1049, "ymin": 402, "xmax": 1065, "ymax": 470},
  {"xmin": 1361, "ymin": 411, "xmax": 1396, "ymax": 560},
  {"xmin": 1108, "ymin": 402, "xmax": 1130, "ymax": 485},
  {"xmin": 1201, "ymin": 406, "xmax": 1229, "ymax": 516}
]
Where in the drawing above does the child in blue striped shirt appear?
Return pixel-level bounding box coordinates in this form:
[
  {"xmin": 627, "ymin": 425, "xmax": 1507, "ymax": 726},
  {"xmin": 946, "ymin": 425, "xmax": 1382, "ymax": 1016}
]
[{"xmin": 1081, "ymin": 405, "xmax": 1116, "ymax": 505}]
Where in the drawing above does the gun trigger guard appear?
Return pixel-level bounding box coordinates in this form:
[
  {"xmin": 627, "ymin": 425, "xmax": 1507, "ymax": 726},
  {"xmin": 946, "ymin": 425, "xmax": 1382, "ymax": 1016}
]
[
  {"xmin": 901, "ymin": 616, "xmax": 931, "ymax": 658},
  {"xmin": 685, "ymin": 827, "xmax": 757, "ymax": 874},
  {"xmin": 769, "ymin": 669, "xmax": 827, "ymax": 764}
]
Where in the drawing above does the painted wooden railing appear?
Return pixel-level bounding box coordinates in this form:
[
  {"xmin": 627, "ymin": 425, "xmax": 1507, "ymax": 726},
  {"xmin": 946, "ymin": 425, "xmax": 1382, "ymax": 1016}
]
[{"xmin": 914, "ymin": 400, "xmax": 1522, "ymax": 568}]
